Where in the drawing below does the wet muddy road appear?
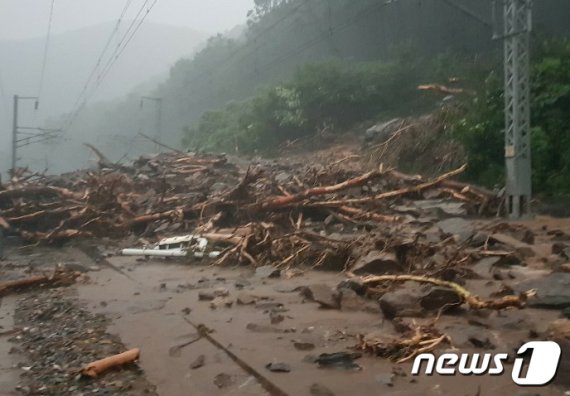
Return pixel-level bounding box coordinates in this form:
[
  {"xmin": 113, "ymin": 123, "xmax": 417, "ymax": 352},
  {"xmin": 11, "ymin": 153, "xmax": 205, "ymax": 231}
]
[{"xmin": 1, "ymin": 219, "xmax": 569, "ymax": 396}]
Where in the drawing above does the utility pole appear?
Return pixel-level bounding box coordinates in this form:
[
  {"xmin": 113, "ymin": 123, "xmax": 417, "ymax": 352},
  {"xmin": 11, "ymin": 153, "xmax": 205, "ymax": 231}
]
[
  {"xmin": 11, "ymin": 95, "xmax": 19, "ymax": 172},
  {"xmin": 140, "ymin": 96, "xmax": 163, "ymax": 152},
  {"xmin": 497, "ymin": 0, "xmax": 533, "ymax": 218},
  {"xmin": 11, "ymin": 95, "xmax": 40, "ymax": 174}
]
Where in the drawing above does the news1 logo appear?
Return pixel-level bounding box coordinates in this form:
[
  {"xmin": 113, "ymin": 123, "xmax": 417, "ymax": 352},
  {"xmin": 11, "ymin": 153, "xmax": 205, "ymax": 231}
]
[{"xmin": 411, "ymin": 341, "xmax": 562, "ymax": 386}]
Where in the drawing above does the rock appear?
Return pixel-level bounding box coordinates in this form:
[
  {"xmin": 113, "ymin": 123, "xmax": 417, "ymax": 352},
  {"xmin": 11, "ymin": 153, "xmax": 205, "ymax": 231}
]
[
  {"xmin": 293, "ymin": 341, "xmax": 315, "ymax": 351},
  {"xmin": 210, "ymin": 182, "xmax": 228, "ymax": 193},
  {"xmin": 516, "ymin": 273, "xmax": 570, "ymax": 309},
  {"xmin": 234, "ymin": 279, "xmax": 251, "ymax": 289},
  {"xmin": 339, "ymin": 288, "xmax": 363, "ymax": 311},
  {"xmin": 552, "ymin": 242, "xmax": 570, "ymax": 256},
  {"xmin": 256, "ymin": 302, "xmax": 285, "ymax": 311},
  {"xmin": 547, "ymin": 319, "xmax": 570, "ymax": 387},
  {"xmin": 379, "ymin": 284, "xmax": 461, "ymax": 319},
  {"xmin": 364, "ymin": 118, "xmax": 401, "ymax": 142},
  {"xmin": 336, "ymin": 278, "xmax": 367, "ymax": 295},
  {"xmin": 236, "ymin": 293, "xmax": 256, "ymax": 305},
  {"xmin": 255, "ymin": 265, "xmax": 281, "ymax": 278},
  {"xmin": 558, "ymin": 263, "xmax": 570, "ymax": 273},
  {"xmin": 310, "ymin": 383, "xmax": 335, "ymax": 396},
  {"xmin": 471, "ymin": 257, "xmax": 501, "ymax": 278},
  {"xmin": 213, "ymin": 373, "xmax": 234, "ymax": 389},
  {"xmin": 375, "ymin": 372, "xmax": 394, "ymax": 386},
  {"xmin": 299, "ymin": 284, "xmax": 340, "ymax": 309},
  {"xmin": 314, "ymin": 352, "xmax": 362, "ymax": 370},
  {"xmin": 270, "ymin": 312, "xmax": 285, "ymax": 324},
  {"xmin": 209, "ymin": 297, "xmax": 233, "ymax": 309},
  {"xmin": 352, "ymin": 251, "xmax": 402, "ymax": 275},
  {"xmin": 490, "ymin": 233, "xmax": 536, "ymax": 258},
  {"xmin": 436, "ymin": 218, "xmax": 474, "ymax": 242},
  {"xmin": 547, "ymin": 319, "xmax": 570, "ymax": 339},
  {"xmin": 521, "ymin": 229, "xmax": 535, "ymax": 244},
  {"xmin": 379, "ymin": 284, "xmax": 425, "ymax": 318},
  {"xmin": 414, "ymin": 199, "xmax": 468, "ymax": 217},
  {"xmin": 275, "ymin": 172, "xmax": 290, "ymax": 183},
  {"xmin": 470, "ymin": 231, "xmax": 490, "ymax": 247},
  {"xmin": 199, "ymin": 287, "xmax": 229, "ymax": 301},
  {"xmin": 246, "ymin": 323, "xmax": 286, "ymax": 333},
  {"xmin": 420, "ymin": 287, "xmax": 462, "ymax": 311},
  {"xmin": 62, "ymin": 262, "xmax": 90, "ymax": 273},
  {"xmin": 265, "ymin": 362, "xmax": 291, "ymax": 373},
  {"xmin": 190, "ymin": 355, "xmax": 205, "ymax": 370}
]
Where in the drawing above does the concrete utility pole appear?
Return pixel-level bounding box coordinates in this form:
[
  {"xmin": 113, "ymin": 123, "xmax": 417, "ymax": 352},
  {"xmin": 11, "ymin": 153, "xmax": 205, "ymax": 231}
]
[
  {"xmin": 11, "ymin": 95, "xmax": 39, "ymax": 173},
  {"xmin": 501, "ymin": 0, "xmax": 533, "ymax": 218},
  {"xmin": 140, "ymin": 96, "xmax": 163, "ymax": 152}
]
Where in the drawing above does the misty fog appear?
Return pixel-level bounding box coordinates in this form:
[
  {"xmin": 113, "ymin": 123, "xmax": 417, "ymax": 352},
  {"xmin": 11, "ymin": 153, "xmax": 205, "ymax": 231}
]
[{"xmin": 0, "ymin": 0, "xmax": 253, "ymax": 175}]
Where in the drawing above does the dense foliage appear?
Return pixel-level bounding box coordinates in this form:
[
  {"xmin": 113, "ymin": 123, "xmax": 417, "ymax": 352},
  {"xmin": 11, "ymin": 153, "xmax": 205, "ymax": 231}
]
[
  {"xmin": 183, "ymin": 57, "xmax": 446, "ymax": 152},
  {"xmin": 450, "ymin": 38, "xmax": 570, "ymax": 194}
]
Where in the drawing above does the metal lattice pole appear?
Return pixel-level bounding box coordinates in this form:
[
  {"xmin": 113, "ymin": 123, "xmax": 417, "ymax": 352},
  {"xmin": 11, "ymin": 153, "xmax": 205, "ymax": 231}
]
[{"xmin": 503, "ymin": 0, "xmax": 532, "ymax": 218}]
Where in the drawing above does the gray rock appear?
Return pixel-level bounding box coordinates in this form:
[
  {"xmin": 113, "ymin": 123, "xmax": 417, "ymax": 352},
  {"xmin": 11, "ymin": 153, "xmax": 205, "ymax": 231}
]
[
  {"xmin": 364, "ymin": 118, "xmax": 401, "ymax": 142},
  {"xmin": 471, "ymin": 257, "xmax": 501, "ymax": 278},
  {"xmin": 552, "ymin": 242, "xmax": 569, "ymax": 256},
  {"xmin": 310, "ymin": 383, "xmax": 335, "ymax": 396},
  {"xmin": 436, "ymin": 218, "xmax": 474, "ymax": 242},
  {"xmin": 300, "ymin": 284, "xmax": 340, "ymax": 309},
  {"xmin": 339, "ymin": 288, "xmax": 363, "ymax": 311},
  {"xmin": 470, "ymin": 231, "xmax": 490, "ymax": 247},
  {"xmin": 199, "ymin": 287, "xmax": 229, "ymax": 301},
  {"xmin": 375, "ymin": 372, "xmax": 395, "ymax": 386},
  {"xmin": 265, "ymin": 362, "xmax": 291, "ymax": 373},
  {"xmin": 246, "ymin": 323, "xmax": 286, "ymax": 333},
  {"xmin": 352, "ymin": 251, "xmax": 402, "ymax": 275},
  {"xmin": 236, "ymin": 293, "xmax": 256, "ymax": 305},
  {"xmin": 213, "ymin": 373, "xmax": 234, "ymax": 389},
  {"xmin": 255, "ymin": 265, "xmax": 281, "ymax": 278},
  {"xmin": 414, "ymin": 199, "xmax": 468, "ymax": 217},
  {"xmin": 62, "ymin": 262, "xmax": 90, "ymax": 273},
  {"xmin": 314, "ymin": 352, "xmax": 362, "ymax": 370},
  {"xmin": 275, "ymin": 172, "xmax": 291, "ymax": 183},
  {"xmin": 293, "ymin": 341, "xmax": 315, "ymax": 351},
  {"xmin": 516, "ymin": 273, "xmax": 570, "ymax": 309},
  {"xmin": 379, "ymin": 284, "xmax": 461, "ymax": 319},
  {"xmin": 337, "ymin": 278, "xmax": 367, "ymax": 295},
  {"xmin": 490, "ymin": 233, "xmax": 536, "ymax": 258},
  {"xmin": 190, "ymin": 355, "xmax": 205, "ymax": 370},
  {"xmin": 209, "ymin": 297, "xmax": 233, "ymax": 309}
]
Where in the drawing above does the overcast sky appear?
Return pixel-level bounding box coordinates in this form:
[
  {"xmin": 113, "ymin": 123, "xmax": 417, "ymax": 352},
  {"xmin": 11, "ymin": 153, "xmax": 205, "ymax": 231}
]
[{"xmin": 0, "ymin": 0, "xmax": 255, "ymax": 40}]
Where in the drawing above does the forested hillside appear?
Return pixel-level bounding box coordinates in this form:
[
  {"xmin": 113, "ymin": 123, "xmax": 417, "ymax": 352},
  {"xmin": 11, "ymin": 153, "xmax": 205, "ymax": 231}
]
[{"xmin": 55, "ymin": 0, "xmax": 570, "ymax": 193}]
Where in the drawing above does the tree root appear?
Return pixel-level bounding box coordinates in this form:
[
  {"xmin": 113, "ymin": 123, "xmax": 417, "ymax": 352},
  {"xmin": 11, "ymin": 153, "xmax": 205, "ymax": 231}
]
[{"xmin": 360, "ymin": 274, "xmax": 531, "ymax": 310}]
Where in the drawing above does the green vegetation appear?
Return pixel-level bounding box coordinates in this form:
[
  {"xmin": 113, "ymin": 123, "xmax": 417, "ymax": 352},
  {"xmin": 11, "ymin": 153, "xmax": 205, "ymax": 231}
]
[
  {"xmin": 450, "ymin": 38, "xmax": 570, "ymax": 194},
  {"xmin": 183, "ymin": 55, "xmax": 484, "ymax": 153}
]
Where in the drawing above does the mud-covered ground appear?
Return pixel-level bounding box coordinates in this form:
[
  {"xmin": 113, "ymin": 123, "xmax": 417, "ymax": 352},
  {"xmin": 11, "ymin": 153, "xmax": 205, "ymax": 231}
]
[
  {"xmin": 1, "ymin": 216, "xmax": 569, "ymax": 396},
  {"xmin": 1, "ymin": 142, "xmax": 570, "ymax": 395}
]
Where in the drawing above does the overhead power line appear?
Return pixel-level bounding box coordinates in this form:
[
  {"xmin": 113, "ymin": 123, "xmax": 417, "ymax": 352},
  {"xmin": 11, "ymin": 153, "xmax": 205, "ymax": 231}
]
[
  {"xmin": 0, "ymin": 70, "xmax": 9, "ymax": 126},
  {"xmin": 38, "ymin": 0, "xmax": 56, "ymax": 100},
  {"xmin": 67, "ymin": 0, "xmax": 135, "ymax": 119},
  {"xmin": 62, "ymin": 0, "xmax": 158, "ymax": 132}
]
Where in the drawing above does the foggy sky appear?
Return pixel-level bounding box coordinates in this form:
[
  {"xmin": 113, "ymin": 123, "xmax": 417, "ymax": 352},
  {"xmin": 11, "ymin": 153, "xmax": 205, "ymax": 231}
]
[{"xmin": 0, "ymin": 0, "xmax": 255, "ymax": 40}]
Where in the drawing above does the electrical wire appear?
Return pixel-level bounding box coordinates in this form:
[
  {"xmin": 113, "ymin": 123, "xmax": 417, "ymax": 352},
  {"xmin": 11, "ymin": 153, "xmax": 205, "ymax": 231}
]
[
  {"xmin": 66, "ymin": 0, "xmax": 135, "ymax": 121},
  {"xmin": 38, "ymin": 0, "xmax": 56, "ymax": 100},
  {"xmin": 0, "ymin": 70, "xmax": 9, "ymax": 128},
  {"xmin": 62, "ymin": 0, "xmax": 158, "ymax": 132}
]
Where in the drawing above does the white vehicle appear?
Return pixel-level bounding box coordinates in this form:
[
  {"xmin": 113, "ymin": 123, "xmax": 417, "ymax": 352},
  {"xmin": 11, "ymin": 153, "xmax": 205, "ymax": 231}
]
[{"xmin": 121, "ymin": 234, "xmax": 221, "ymax": 258}]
